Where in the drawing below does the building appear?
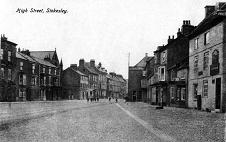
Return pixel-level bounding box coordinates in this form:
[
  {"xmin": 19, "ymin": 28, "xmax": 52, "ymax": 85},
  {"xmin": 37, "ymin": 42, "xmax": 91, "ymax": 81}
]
[
  {"xmin": 188, "ymin": 2, "xmax": 226, "ymax": 112},
  {"xmin": 78, "ymin": 59, "xmax": 99, "ymax": 99},
  {"xmin": 62, "ymin": 64, "xmax": 89, "ymax": 100},
  {"xmin": 145, "ymin": 57, "xmax": 155, "ymax": 104},
  {"xmin": 96, "ymin": 62, "xmax": 108, "ymax": 98},
  {"xmin": 0, "ymin": 35, "xmax": 17, "ymax": 102},
  {"xmin": 128, "ymin": 53, "xmax": 151, "ymax": 101},
  {"xmin": 166, "ymin": 21, "xmax": 195, "ymax": 108},
  {"xmin": 29, "ymin": 50, "xmax": 63, "ymax": 100}
]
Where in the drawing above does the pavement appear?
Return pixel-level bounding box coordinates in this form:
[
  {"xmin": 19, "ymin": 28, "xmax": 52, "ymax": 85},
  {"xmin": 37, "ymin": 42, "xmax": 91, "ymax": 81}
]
[{"xmin": 0, "ymin": 99, "xmax": 225, "ymax": 142}]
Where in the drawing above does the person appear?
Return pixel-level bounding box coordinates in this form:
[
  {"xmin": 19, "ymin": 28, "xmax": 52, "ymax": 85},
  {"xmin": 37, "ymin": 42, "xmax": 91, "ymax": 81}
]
[
  {"xmin": 87, "ymin": 97, "xmax": 89, "ymax": 102},
  {"xmin": 109, "ymin": 97, "xmax": 111, "ymax": 102},
  {"xmin": 115, "ymin": 97, "xmax": 118, "ymax": 103}
]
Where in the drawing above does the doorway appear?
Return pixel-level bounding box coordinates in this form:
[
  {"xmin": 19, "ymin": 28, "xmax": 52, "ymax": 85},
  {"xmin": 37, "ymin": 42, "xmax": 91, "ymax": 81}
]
[{"xmin": 215, "ymin": 78, "xmax": 221, "ymax": 109}]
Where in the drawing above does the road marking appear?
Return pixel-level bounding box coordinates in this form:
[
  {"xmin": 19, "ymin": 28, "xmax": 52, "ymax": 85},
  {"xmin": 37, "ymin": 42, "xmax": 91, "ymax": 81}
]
[{"xmin": 115, "ymin": 103, "xmax": 177, "ymax": 142}]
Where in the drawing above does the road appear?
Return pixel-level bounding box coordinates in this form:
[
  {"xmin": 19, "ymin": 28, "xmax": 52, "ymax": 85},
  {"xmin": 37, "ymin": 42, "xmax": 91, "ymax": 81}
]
[{"xmin": 0, "ymin": 100, "xmax": 224, "ymax": 142}]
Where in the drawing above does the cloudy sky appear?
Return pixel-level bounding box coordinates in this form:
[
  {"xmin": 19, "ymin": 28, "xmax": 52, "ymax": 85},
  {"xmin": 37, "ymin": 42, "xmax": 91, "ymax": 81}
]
[{"xmin": 0, "ymin": 0, "xmax": 220, "ymax": 78}]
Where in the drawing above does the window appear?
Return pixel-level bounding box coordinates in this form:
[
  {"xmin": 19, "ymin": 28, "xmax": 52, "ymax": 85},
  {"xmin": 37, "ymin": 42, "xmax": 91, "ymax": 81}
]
[
  {"xmin": 1, "ymin": 68, "xmax": 4, "ymax": 78},
  {"xmin": 8, "ymin": 51, "xmax": 11, "ymax": 62},
  {"xmin": 43, "ymin": 67, "xmax": 45, "ymax": 73},
  {"xmin": 171, "ymin": 70, "xmax": 176, "ymax": 81},
  {"xmin": 20, "ymin": 62, "xmax": 23, "ymax": 71},
  {"xmin": 49, "ymin": 67, "xmax": 51, "ymax": 74},
  {"xmin": 203, "ymin": 80, "xmax": 208, "ymax": 97},
  {"xmin": 31, "ymin": 76, "xmax": 36, "ymax": 86},
  {"xmin": 194, "ymin": 55, "xmax": 198, "ymax": 72},
  {"xmin": 44, "ymin": 76, "xmax": 46, "ymax": 86},
  {"xmin": 32, "ymin": 64, "xmax": 35, "ymax": 74},
  {"xmin": 23, "ymin": 74, "xmax": 26, "ymax": 85},
  {"xmin": 49, "ymin": 76, "xmax": 51, "ymax": 85},
  {"xmin": 194, "ymin": 38, "xmax": 199, "ymax": 50},
  {"xmin": 170, "ymin": 87, "xmax": 176, "ymax": 100},
  {"xmin": 0, "ymin": 49, "xmax": 3, "ymax": 59},
  {"xmin": 181, "ymin": 88, "xmax": 186, "ymax": 101},
  {"xmin": 54, "ymin": 69, "xmax": 57, "ymax": 75},
  {"xmin": 19, "ymin": 74, "xmax": 23, "ymax": 85},
  {"xmin": 162, "ymin": 51, "xmax": 166, "ymax": 63},
  {"xmin": 193, "ymin": 84, "xmax": 198, "ymax": 99},
  {"xmin": 8, "ymin": 69, "xmax": 12, "ymax": 80},
  {"xmin": 142, "ymin": 71, "xmax": 146, "ymax": 77},
  {"xmin": 204, "ymin": 32, "xmax": 210, "ymax": 45},
  {"xmin": 212, "ymin": 50, "xmax": 219, "ymax": 64},
  {"xmin": 161, "ymin": 67, "xmax": 165, "ymax": 81},
  {"xmin": 19, "ymin": 74, "xmax": 26, "ymax": 85},
  {"xmin": 203, "ymin": 52, "xmax": 209, "ymax": 70}
]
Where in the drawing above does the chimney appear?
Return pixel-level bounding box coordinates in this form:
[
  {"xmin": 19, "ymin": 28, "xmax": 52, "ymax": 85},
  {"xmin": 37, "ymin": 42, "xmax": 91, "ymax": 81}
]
[
  {"xmin": 98, "ymin": 62, "xmax": 102, "ymax": 68},
  {"xmin": 79, "ymin": 59, "xmax": 85, "ymax": 67},
  {"xmin": 70, "ymin": 64, "xmax": 77, "ymax": 70},
  {"xmin": 21, "ymin": 49, "xmax": 30, "ymax": 56},
  {"xmin": 168, "ymin": 36, "xmax": 174, "ymax": 44},
  {"xmin": 181, "ymin": 20, "xmax": 195, "ymax": 35},
  {"xmin": 145, "ymin": 53, "xmax": 148, "ymax": 57},
  {"xmin": 205, "ymin": 6, "xmax": 215, "ymax": 18},
  {"xmin": 90, "ymin": 59, "xmax": 95, "ymax": 67},
  {"xmin": 177, "ymin": 28, "xmax": 182, "ymax": 37},
  {"xmin": 18, "ymin": 47, "xmax": 21, "ymax": 52}
]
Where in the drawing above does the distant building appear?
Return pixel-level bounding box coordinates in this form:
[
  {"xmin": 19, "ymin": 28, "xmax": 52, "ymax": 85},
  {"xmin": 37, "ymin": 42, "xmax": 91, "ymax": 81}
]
[
  {"xmin": 62, "ymin": 64, "xmax": 89, "ymax": 100},
  {"xmin": 188, "ymin": 2, "xmax": 226, "ymax": 112},
  {"xmin": 78, "ymin": 59, "xmax": 99, "ymax": 99},
  {"xmin": 128, "ymin": 53, "xmax": 151, "ymax": 101}
]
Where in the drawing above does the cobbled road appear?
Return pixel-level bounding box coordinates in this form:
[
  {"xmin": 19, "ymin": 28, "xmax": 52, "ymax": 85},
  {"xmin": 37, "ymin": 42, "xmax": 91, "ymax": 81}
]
[{"xmin": 0, "ymin": 100, "xmax": 224, "ymax": 142}]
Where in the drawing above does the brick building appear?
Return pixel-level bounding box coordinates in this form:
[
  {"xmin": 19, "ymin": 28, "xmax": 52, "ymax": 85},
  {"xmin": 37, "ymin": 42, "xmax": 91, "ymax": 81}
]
[
  {"xmin": 166, "ymin": 21, "xmax": 195, "ymax": 108},
  {"xmin": 0, "ymin": 35, "xmax": 17, "ymax": 102},
  {"xmin": 128, "ymin": 53, "xmax": 151, "ymax": 101},
  {"xmin": 62, "ymin": 64, "xmax": 89, "ymax": 100},
  {"xmin": 188, "ymin": 3, "xmax": 226, "ymax": 112},
  {"xmin": 78, "ymin": 59, "xmax": 99, "ymax": 99}
]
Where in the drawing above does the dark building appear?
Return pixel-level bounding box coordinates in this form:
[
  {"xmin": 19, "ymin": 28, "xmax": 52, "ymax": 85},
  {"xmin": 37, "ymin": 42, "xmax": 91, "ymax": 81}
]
[
  {"xmin": 62, "ymin": 64, "xmax": 89, "ymax": 100},
  {"xmin": 128, "ymin": 53, "xmax": 151, "ymax": 101},
  {"xmin": 167, "ymin": 21, "xmax": 195, "ymax": 108},
  {"xmin": 0, "ymin": 35, "xmax": 17, "ymax": 102},
  {"xmin": 78, "ymin": 59, "xmax": 99, "ymax": 99}
]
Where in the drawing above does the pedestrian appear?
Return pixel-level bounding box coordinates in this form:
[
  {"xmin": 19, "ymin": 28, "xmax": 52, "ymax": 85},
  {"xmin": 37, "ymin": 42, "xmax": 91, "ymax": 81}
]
[
  {"xmin": 87, "ymin": 97, "xmax": 89, "ymax": 102},
  {"xmin": 115, "ymin": 98, "xmax": 118, "ymax": 103},
  {"xmin": 109, "ymin": 97, "xmax": 111, "ymax": 103},
  {"xmin": 97, "ymin": 97, "xmax": 99, "ymax": 102}
]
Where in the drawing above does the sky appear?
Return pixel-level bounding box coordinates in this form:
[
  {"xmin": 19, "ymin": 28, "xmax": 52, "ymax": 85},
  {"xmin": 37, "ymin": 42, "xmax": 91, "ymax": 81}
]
[{"xmin": 0, "ymin": 0, "xmax": 220, "ymax": 79}]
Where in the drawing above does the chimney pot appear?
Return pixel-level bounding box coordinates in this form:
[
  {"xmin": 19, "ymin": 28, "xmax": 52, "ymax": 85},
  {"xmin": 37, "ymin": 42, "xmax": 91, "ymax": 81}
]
[{"xmin": 145, "ymin": 53, "xmax": 148, "ymax": 57}]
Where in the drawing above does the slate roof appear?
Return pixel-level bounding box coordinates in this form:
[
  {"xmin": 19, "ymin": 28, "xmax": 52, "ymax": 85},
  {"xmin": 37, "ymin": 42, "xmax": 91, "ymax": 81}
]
[
  {"xmin": 84, "ymin": 62, "xmax": 98, "ymax": 75},
  {"xmin": 18, "ymin": 52, "xmax": 36, "ymax": 63},
  {"xmin": 31, "ymin": 56, "xmax": 56, "ymax": 67},
  {"xmin": 189, "ymin": 9, "xmax": 226, "ymax": 39},
  {"xmin": 70, "ymin": 68, "xmax": 87, "ymax": 76},
  {"xmin": 30, "ymin": 51, "xmax": 55, "ymax": 60},
  {"xmin": 16, "ymin": 52, "xmax": 27, "ymax": 60},
  {"xmin": 134, "ymin": 56, "xmax": 152, "ymax": 68}
]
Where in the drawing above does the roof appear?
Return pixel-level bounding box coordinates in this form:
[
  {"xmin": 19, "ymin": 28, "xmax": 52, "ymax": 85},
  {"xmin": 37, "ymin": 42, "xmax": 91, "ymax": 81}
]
[
  {"xmin": 84, "ymin": 62, "xmax": 98, "ymax": 75},
  {"xmin": 134, "ymin": 56, "xmax": 152, "ymax": 68},
  {"xmin": 30, "ymin": 51, "xmax": 55, "ymax": 60},
  {"xmin": 16, "ymin": 52, "xmax": 27, "ymax": 60},
  {"xmin": 18, "ymin": 52, "xmax": 36, "ymax": 63},
  {"xmin": 31, "ymin": 56, "xmax": 56, "ymax": 67},
  {"xmin": 70, "ymin": 68, "xmax": 87, "ymax": 76},
  {"xmin": 189, "ymin": 10, "xmax": 226, "ymax": 39}
]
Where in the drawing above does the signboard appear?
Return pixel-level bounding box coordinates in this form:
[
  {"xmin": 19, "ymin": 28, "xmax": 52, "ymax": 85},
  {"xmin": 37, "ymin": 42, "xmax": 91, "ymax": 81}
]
[{"xmin": 210, "ymin": 63, "xmax": 219, "ymax": 76}]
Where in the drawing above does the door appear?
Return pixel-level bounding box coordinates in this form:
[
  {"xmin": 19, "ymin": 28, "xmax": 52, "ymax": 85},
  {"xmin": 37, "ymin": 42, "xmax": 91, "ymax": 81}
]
[{"xmin": 215, "ymin": 78, "xmax": 221, "ymax": 109}]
